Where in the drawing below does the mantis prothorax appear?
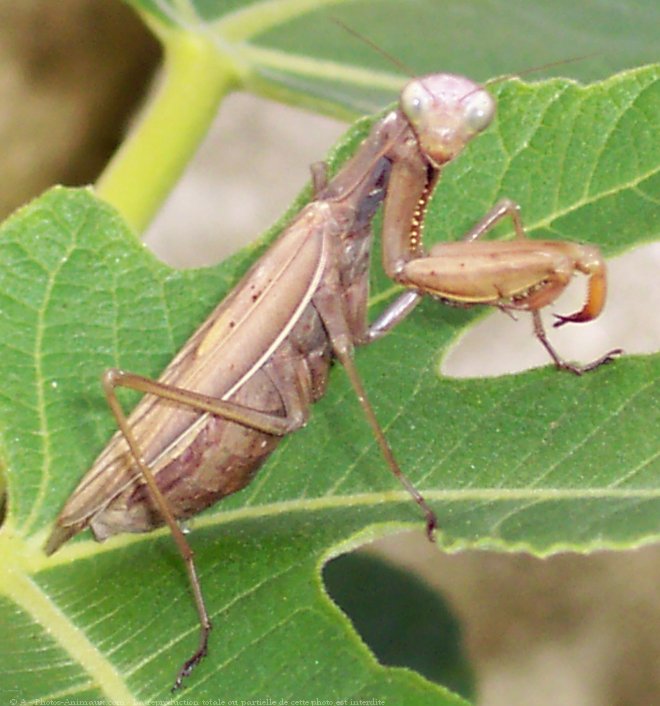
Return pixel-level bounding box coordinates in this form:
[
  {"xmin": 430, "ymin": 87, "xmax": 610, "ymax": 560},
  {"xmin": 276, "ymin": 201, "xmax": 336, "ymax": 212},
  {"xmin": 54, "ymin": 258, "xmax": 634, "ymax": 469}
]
[{"xmin": 45, "ymin": 71, "xmax": 621, "ymax": 689}]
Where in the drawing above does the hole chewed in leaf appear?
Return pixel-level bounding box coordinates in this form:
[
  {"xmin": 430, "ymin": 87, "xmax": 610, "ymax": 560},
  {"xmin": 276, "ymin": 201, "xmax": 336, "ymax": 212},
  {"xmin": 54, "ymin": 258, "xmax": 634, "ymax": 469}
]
[{"xmin": 322, "ymin": 535, "xmax": 473, "ymax": 698}]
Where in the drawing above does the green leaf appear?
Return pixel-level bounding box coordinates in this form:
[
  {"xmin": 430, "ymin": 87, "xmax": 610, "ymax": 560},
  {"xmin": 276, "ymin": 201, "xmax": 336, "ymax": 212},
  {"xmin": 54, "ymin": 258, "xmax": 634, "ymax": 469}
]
[
  {"xmin": 104, "ymin": 0, "xmax": 659, "ymax": 230},
  {"xmin": 130, "ymin": 0, "xmax": 658, "ymax": 99},
  {"xmin": 1, "ymin": 64, "xmax": 658, "ymax": 702}
]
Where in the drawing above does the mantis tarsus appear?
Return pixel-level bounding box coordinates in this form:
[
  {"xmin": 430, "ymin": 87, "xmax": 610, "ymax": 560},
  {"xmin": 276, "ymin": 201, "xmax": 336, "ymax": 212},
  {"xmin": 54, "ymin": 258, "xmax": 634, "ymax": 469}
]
[{"xmin": 45, "ymin": 71, "xmax": 621, "ymax": 689}]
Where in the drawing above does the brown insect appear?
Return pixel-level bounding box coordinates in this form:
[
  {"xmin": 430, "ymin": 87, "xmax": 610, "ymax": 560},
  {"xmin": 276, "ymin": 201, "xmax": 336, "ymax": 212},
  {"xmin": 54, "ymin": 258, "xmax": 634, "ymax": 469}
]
[{"xmin": 45, "ymin": 70, "xmax": 621, "ymax": 689}]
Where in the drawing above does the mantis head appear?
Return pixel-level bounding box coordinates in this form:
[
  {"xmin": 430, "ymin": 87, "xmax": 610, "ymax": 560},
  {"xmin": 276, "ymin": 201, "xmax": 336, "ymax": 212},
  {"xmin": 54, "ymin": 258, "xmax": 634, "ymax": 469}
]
[{"xmin": 400, "ymin": 73, "xmax": 495, "ymax": 167}]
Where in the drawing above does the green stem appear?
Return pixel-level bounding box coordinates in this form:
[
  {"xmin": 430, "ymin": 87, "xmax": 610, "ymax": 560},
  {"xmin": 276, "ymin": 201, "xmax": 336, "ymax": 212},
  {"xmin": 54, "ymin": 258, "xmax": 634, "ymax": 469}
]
[{"xmin": 96, "ymin": 31, "xmax": 237, "ymax": 234}]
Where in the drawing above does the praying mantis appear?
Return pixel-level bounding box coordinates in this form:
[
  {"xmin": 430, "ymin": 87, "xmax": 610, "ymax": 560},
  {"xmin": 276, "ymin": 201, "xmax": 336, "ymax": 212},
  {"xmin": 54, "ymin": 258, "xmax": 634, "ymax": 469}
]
[{"xmin": 44, "ymin": 70, "xmax": 621, "ymax": 689}]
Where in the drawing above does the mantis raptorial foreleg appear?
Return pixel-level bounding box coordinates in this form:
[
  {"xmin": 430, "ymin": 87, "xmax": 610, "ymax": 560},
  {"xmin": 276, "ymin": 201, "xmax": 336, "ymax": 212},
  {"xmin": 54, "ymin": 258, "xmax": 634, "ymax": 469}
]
[
  {"xmin": 379, "ymin": 190, "xmax": 622, "ymax": 375},
  {"xmin": 460, "ymin": 198, "xmax": 622, "ymax": 373}
]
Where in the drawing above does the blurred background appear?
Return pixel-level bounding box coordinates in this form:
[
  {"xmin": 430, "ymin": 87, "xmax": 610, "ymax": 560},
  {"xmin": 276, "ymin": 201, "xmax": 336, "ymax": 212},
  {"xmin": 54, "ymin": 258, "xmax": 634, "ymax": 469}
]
[{"xmin": 1, "ymin": 2, "xmax": 658, "ymax": 704}]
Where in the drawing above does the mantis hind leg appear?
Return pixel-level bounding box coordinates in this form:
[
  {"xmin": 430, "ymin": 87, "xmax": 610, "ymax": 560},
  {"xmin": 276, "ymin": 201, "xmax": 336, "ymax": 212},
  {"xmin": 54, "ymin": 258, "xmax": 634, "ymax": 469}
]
[
  {"xmin": 101, "ymin": 366, "xmax": 311, "ymax": 690},
  {"xmin": 102, "ymin": 370, "xmax": 211, "ymax": 691}
]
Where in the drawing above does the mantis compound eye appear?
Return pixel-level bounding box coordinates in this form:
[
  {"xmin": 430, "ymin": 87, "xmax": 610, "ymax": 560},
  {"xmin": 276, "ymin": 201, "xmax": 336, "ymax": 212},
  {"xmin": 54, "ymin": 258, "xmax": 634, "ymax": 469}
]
[
  {"xmin": 462, "ymin": 90, "xmax": 496, "ymax": 133},
  {"xmin": 400, "ymin": 79, "xmax": 432, "ymax": 124}
]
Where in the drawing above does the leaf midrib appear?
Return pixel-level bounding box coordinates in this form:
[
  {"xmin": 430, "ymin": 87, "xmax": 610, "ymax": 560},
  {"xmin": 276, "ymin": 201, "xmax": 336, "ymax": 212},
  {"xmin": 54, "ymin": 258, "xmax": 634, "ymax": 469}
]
[{"xmin": 25, "ymin": 482, "xmax": 660, "ymax": 570}]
